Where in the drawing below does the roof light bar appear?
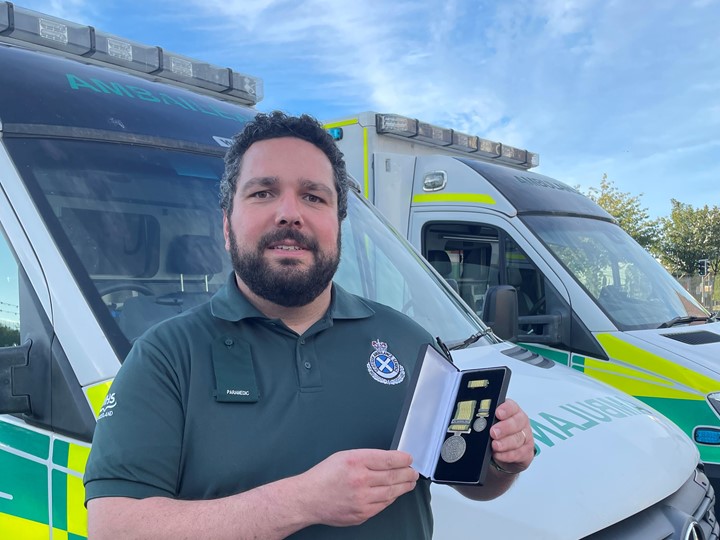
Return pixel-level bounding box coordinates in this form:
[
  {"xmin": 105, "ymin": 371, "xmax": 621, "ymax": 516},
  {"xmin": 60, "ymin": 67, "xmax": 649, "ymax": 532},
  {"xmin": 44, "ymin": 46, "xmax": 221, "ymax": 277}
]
[
  {"xmin": 477, "ymin": 138, "xmax": 502, "ymax": 159},
  {"xmin": 2, "ymin": 4, "xmax": 91, "ymax": 55},
  {"xmin": 376, "ymin": 114, "xmax": 418, "ymax": 137},
  {"xmin": 91, "ymin": 30, "xmax": 161, "ymax": 73},
  {"xmin": 415, "ymin": 121, "xmax": 452, "ymax": 146},
  {"xmin": 0, "ymin": 1, "xmax": 264, "ymax": 106},
  {"xmin": 449, "ymin": 132, "xmax": 479, "ymax": 152},
  {"xmin": 374, "ymin": 113, "xmax": 538, "ymax": 169},
  {"xmin": 500, "ymin": 144, "xmax": 527, "ymax": 165}
]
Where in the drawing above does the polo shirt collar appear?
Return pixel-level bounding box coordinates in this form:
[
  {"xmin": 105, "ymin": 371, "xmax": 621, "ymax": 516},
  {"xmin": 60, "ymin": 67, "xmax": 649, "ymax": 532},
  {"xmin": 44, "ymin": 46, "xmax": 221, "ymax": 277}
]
[{"xmin": 211, "ymin": 272, "xmax": 375, "ymax": 322}]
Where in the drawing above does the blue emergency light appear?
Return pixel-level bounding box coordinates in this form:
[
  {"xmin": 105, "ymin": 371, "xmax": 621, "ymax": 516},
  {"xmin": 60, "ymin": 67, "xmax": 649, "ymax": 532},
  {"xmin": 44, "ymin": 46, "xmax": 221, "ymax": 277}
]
[
  {"xmin": 327, "ymin": 127, "xmax": 343, "ymax": 141},
  {"xmin": 694, "ymin": 427, "xmax": 720, "ymax": 445}
]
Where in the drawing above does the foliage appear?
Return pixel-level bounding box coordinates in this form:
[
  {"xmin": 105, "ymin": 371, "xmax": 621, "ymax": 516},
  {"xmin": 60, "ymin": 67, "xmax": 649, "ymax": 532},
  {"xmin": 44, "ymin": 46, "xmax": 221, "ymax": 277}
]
[
  {"xmin": 0, "ymin": 323, "xmax": 20, "ymax": 347},
  {"xmin": 583, "ymin": 174, "xmax": 661, "ymax": 252},
  {"xmin": 659, "ymin": 199, "xmax": 720, "ymax": 276}
]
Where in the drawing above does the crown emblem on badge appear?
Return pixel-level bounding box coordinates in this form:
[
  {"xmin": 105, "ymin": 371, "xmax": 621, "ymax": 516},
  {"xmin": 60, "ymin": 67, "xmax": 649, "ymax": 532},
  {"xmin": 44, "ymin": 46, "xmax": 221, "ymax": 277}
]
[{"xmin": 367, "ymin": 338, "xmax": 405, "ymax": 385}]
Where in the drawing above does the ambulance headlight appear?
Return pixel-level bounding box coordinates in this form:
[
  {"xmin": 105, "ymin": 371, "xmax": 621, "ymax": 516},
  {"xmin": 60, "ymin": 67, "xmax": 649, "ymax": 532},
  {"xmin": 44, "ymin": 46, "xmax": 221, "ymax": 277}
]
[{"xmin": 707, "ymin": 392, "xmax": 720, "ymax": 416}]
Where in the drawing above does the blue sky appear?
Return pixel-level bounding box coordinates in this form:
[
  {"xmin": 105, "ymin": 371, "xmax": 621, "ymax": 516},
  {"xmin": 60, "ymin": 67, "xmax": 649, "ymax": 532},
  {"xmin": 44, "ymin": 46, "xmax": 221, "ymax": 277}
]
[{"xmin": 11, "ymin": 0, "xmax": 720, "ymax": 219}]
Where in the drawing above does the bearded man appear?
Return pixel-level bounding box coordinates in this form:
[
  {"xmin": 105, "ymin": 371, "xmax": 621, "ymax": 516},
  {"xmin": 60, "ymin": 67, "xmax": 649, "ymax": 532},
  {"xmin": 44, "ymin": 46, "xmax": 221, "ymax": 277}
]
[{"xmin": 84, "ymin": 112, "xmax": 534, "ymax": 539}]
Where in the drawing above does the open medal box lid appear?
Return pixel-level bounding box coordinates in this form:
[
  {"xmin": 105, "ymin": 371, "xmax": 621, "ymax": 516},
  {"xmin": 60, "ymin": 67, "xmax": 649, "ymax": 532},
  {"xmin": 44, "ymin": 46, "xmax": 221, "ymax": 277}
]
[{"xmin": 391, "ymin": 343, "xmax": 510, "ymax": 485}]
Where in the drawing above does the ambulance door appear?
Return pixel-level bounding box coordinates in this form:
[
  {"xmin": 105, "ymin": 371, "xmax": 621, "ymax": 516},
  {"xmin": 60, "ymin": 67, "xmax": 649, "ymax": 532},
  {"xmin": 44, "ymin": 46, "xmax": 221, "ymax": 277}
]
[
  {"xmin": 411, "ymin": 211, "xmax": 607, "ymax": 363},
  {"xmin": 0, "ymin": 190, "xmax": 94, "ymax": 538}
]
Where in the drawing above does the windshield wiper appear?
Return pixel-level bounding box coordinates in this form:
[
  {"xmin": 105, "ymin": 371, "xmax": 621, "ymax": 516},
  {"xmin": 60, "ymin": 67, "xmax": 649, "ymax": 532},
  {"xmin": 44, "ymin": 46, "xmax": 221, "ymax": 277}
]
[
  {"xmin": 658, "ymin": 315, "xmax": 709, "ymax": 329},
  {"xmin": 449, "ymin": 329, "xmax": 492, "ymax": 350}
]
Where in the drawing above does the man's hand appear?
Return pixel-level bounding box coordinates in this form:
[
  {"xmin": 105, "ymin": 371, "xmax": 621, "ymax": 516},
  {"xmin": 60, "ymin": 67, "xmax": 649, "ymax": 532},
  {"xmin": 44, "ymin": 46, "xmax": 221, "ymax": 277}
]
[
  {"xmin": 299, "ymin": 449, "xmax": 419, "ymax": 527},
  {"xmin": 489, "ymin": 398, "xmax": 534, "ymax": 473}
]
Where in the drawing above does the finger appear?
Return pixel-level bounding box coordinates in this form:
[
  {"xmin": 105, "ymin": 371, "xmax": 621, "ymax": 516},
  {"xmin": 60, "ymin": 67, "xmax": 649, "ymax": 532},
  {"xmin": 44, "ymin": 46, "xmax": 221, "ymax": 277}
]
[
  {"xmin": 367, "ymin": 462, "xmax": 419, "ymax": 487},
  {"xmin": 367, "ymin": 478, "xmax": 418, "ymax": 505},
  {"xmin": 494, "ymin": 399, "xmax": 520, "ymax": 421},
  {"xmin": 490, "ymin": 411, "xmax": 527, "ymax": 440},
  {"xmin": 363, "ymin": 449, "xmax": 414, "ymax": 471}
]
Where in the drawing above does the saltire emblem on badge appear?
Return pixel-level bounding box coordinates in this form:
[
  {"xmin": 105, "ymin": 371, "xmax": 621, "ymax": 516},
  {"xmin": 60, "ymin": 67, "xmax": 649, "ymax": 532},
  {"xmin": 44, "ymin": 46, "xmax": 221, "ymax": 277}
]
[{"xmin": 367, "ymin": 339, "xmax": 405, "ymax": 385}]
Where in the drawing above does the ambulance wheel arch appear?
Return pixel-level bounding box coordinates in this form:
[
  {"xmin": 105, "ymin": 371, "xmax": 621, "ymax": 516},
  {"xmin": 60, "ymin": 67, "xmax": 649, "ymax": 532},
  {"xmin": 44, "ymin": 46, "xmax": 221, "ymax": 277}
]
[
  {"xmin": 0, "ymin": 224, "xmax": 95, "ymax": 538},
  {"xmin": 410, "ymin": 210, "xmax": 607, "ymax": 360}
]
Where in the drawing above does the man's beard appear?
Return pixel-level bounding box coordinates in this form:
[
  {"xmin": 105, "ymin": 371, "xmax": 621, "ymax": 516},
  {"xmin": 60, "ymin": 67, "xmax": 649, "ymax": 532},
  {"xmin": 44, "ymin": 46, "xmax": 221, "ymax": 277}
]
[{"xmin": 228, "ymin": 226, "xmax": 341, "ymax": 308}]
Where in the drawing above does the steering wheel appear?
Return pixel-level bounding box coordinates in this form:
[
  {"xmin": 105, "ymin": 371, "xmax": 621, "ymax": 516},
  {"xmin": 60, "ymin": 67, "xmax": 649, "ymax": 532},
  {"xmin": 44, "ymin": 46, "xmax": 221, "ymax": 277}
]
[{"xmin": 96, "ymin": 282, "xmax": 155, "ymax": 297}]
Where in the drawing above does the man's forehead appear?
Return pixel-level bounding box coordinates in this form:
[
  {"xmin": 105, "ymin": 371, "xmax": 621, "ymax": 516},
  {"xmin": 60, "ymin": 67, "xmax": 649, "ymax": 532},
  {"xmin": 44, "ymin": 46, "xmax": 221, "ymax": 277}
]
[{"xmin": 237, "ymin": 137, "xmax": 335, "ymax": 188}]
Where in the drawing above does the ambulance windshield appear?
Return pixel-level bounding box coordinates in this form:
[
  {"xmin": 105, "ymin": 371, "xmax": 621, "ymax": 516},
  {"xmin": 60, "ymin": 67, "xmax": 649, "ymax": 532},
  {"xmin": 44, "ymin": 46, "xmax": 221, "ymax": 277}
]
[
  {"xmin": 4, "ymin": 135, "xmax": 482, "ymax": 357},
  {"xmin": 525, "ymin": 215, "xmax": 708, "ymax": 330}
]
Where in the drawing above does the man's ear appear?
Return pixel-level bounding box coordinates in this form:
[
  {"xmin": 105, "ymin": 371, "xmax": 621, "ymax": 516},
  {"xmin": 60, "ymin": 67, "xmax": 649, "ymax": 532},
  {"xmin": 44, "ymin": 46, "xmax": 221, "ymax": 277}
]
[{"xmin": 223, "ymin": 212, "xmax": 231, "ymax": 252}]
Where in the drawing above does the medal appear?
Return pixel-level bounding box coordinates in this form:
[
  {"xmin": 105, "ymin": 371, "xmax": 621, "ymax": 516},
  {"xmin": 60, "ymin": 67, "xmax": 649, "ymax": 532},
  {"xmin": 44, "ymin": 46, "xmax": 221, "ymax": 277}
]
[
  {"xmin": 440, "ymin": 434, "xmax": 467, "ymax": 463},
  {"xmin": 473, "ymin": 398, "xmax": 492, "ymax": 432},
  {"xmin": 473, "ymin": 416, "xmax": 488, "ymax": 432},
  {"xmin": 441, "ymin": 399, "xmax": 477, "ymax": 463}
]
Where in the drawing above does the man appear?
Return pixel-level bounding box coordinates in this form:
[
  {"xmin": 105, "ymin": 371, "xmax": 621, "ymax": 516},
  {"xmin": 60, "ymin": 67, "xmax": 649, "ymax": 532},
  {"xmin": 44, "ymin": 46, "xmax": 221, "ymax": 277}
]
[{"xmin": 84, "ymin": 112, "xmax": 535, "ymax": 539}]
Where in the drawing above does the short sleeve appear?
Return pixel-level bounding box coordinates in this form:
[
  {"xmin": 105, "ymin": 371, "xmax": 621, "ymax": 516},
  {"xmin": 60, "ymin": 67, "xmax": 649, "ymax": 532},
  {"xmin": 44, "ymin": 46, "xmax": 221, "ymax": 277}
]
[{"xmin": 84, "ymin": 336, "xmax": 186, "ymax": 503}]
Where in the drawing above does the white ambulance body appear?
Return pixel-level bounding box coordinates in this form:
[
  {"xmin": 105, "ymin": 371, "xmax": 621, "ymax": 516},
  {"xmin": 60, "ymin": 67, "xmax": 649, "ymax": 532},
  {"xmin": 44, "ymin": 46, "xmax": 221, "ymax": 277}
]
[
  {"xmin": 0, "ymin": 5, "xmax": 715, "ymax": 539},
  {"xmin": 327, "ymin": 110, "xmax": 720, "ymax": 517}
]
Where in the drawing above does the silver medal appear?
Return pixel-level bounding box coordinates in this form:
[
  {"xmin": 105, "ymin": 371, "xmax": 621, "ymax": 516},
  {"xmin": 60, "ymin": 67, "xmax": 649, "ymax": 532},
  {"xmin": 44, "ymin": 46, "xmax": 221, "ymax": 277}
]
[
  {"xmin": 440, "ymin": 435, "xmax": 467, "ymax": 463},
  {"xmin": 473, "ymin": 416, "xmax": 487, "ymax": 432}
]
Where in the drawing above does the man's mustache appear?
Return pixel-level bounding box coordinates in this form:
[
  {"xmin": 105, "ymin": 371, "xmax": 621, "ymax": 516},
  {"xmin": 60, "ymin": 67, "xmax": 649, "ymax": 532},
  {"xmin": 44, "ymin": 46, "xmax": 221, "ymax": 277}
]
[{"xmin": 258, "ymin": 229, "xmax": 319, "ymax": 253}]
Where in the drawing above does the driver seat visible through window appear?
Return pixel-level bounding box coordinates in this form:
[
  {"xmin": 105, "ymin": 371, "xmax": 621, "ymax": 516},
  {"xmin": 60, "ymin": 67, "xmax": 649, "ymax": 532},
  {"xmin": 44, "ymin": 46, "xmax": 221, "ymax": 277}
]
[{"xmin": 117, "ymin": 234, "xmax": 225, "ymax": 341}]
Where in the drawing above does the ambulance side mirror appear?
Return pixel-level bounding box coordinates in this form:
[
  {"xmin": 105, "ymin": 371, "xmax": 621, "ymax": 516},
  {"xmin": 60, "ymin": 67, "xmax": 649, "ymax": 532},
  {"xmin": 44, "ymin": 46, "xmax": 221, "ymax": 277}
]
[
  {"xmin": 482, "ymin": 285, "xmax": 519, "ymax": 343},
  {"xmin": 0, "ymin": 340, "xmax": 32, "ymax": 414}
]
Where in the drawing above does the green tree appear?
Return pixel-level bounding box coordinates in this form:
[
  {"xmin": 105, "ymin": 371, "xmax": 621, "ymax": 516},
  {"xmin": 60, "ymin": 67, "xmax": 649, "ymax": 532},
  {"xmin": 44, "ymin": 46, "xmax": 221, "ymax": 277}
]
[
  {"xmin": 660, "ymin": 199, "xmax": 720, "ymax": 276},
  {"xmin": 0, "ymin": 323, "xmax": 20, "ymax": 347},
  {"xmin": 583, "ymin": 174, "xmax": 661, "ymax": 252}
]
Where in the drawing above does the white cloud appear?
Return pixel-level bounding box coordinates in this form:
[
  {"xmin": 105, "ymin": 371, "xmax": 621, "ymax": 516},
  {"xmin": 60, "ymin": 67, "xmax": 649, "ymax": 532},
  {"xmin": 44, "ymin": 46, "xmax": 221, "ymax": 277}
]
[{"xmin": 10, "ymin": 0, "xmax": 720, "ymax": 218}]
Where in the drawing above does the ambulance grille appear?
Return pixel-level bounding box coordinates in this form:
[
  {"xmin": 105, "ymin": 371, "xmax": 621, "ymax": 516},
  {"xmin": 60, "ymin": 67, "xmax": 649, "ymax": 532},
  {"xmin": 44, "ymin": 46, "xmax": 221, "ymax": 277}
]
[{"xmin": 661, "ymin": 331, "xmax": 720, "ymax": 345}]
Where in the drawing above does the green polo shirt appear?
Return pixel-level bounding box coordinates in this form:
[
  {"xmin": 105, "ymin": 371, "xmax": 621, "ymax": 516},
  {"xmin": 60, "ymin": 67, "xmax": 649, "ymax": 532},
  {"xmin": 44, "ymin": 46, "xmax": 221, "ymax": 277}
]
[{"xmin": 84, "ymin": 273, "xmax": 434, "ymax": 539}]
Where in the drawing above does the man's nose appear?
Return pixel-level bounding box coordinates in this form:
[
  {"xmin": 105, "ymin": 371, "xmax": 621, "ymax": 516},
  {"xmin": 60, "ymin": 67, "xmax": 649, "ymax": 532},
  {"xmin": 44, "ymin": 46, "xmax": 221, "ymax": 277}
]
[{"xmin": 275, "ymin": 193, "xmax": 303, "ymax": 227}]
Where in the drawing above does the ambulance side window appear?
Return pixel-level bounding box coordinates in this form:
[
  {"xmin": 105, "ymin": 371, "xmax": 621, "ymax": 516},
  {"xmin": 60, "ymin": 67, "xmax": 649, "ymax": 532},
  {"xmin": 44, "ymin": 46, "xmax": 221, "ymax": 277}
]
[
  {"xmin": 422, "ymin": 222, "xmax": 547, "ymax": 332},
  {"xmin": 0, "ymin": 230, "xmax": 21, "ymax": 347}
]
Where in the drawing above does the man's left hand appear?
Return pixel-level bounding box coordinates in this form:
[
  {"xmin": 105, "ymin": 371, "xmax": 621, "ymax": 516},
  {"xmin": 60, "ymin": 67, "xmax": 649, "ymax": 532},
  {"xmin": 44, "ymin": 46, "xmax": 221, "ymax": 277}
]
[{"xmin": 489, "ymin": 399, "xmax": 534, "ymax": 474}]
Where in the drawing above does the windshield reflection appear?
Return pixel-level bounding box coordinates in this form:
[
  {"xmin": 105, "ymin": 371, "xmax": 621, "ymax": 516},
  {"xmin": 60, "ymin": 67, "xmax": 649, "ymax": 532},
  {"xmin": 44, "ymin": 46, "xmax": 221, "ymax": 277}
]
[
  {"xmin": 8, "ymin": 137, "xmax": 484, "ymax": 352},
  {"xmin": 525, "ymin": 215, "xmax": 707, "ymax": 330}
]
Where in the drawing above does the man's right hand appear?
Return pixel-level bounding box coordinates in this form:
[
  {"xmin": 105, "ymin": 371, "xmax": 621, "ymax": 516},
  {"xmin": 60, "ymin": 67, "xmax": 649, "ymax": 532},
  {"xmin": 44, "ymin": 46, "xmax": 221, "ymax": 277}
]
[{"xmin": 298, "ymin": 448, "xmax": 420, "ymax": 527}]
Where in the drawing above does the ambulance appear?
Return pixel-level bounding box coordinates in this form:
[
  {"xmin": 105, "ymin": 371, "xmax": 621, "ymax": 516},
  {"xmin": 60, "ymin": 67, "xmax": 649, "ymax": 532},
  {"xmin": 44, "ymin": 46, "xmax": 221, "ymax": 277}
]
[
  {"xmin": 326, "ymin": 110, "xmax": 720, "ymax": 515},
  {"xmin": 0, "ymin": 4, "xmax": 715, "ymax": 539}
]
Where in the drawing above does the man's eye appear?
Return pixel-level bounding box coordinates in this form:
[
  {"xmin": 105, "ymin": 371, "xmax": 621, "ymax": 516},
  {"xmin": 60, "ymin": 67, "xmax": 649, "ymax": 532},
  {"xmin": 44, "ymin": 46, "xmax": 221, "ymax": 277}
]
[
  {"xmin": 252, "ymin": 191, "xmax": 270, "ymax": 199},
  {"xmin": 305, "ymin": 194, "xmax": 324, "ymax": 203}
]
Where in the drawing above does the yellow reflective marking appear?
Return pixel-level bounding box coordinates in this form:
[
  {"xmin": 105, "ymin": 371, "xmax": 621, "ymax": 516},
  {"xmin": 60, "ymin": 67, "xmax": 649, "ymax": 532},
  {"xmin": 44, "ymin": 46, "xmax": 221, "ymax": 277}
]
[
  {"xmin": 596, "ymin": 333, "xmax": 719, "ymax": 396},
  {"xmin": 67, "ymin": 443, "xmax": 90, "ymax": 475},
  {"xmin": 584, "ymin": 359, "xmax": 698, "ymax": 399},
  {"xmin": 323, "ymin": 118, "xmax": 358, "ymax": 129},
  {"xmin": 585, "ymin": 358, "xmax": 673, "ymax": 385},
  {"xmin": 363, "ymin": 127, "xmax": 369, "ymax": 198},
  {"xmin": 0, "ymin": 512, "xmax": 49, "ymax": 539},
  {"xmin": 412, "ymin": 193, "xmax": 496, "ymax": 205},
  {"xmin": 66, "ymin": 474, "xmax": 88, "ymax": 537},
  {"xmin": 85, "ymin": 380, "xmax": 112, "ymax": 418},
  {"xmin": 52, "ymin": 528, "xmax": 69, "ymax": 540}
]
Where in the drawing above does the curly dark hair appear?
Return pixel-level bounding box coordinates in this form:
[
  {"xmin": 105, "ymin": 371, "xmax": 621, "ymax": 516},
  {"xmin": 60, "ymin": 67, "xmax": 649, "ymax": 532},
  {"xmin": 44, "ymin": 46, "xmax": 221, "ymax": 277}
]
[{"xmin": 219, "ymin": 111, "xmax": 349, "ymax": 221}]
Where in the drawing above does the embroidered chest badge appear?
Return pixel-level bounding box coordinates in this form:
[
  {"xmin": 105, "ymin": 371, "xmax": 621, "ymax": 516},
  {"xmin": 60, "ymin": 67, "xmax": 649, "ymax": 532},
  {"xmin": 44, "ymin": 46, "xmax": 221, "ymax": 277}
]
[{"xmin": 367, "ymin": 339, "xmax": 405, "ymax": 385}]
